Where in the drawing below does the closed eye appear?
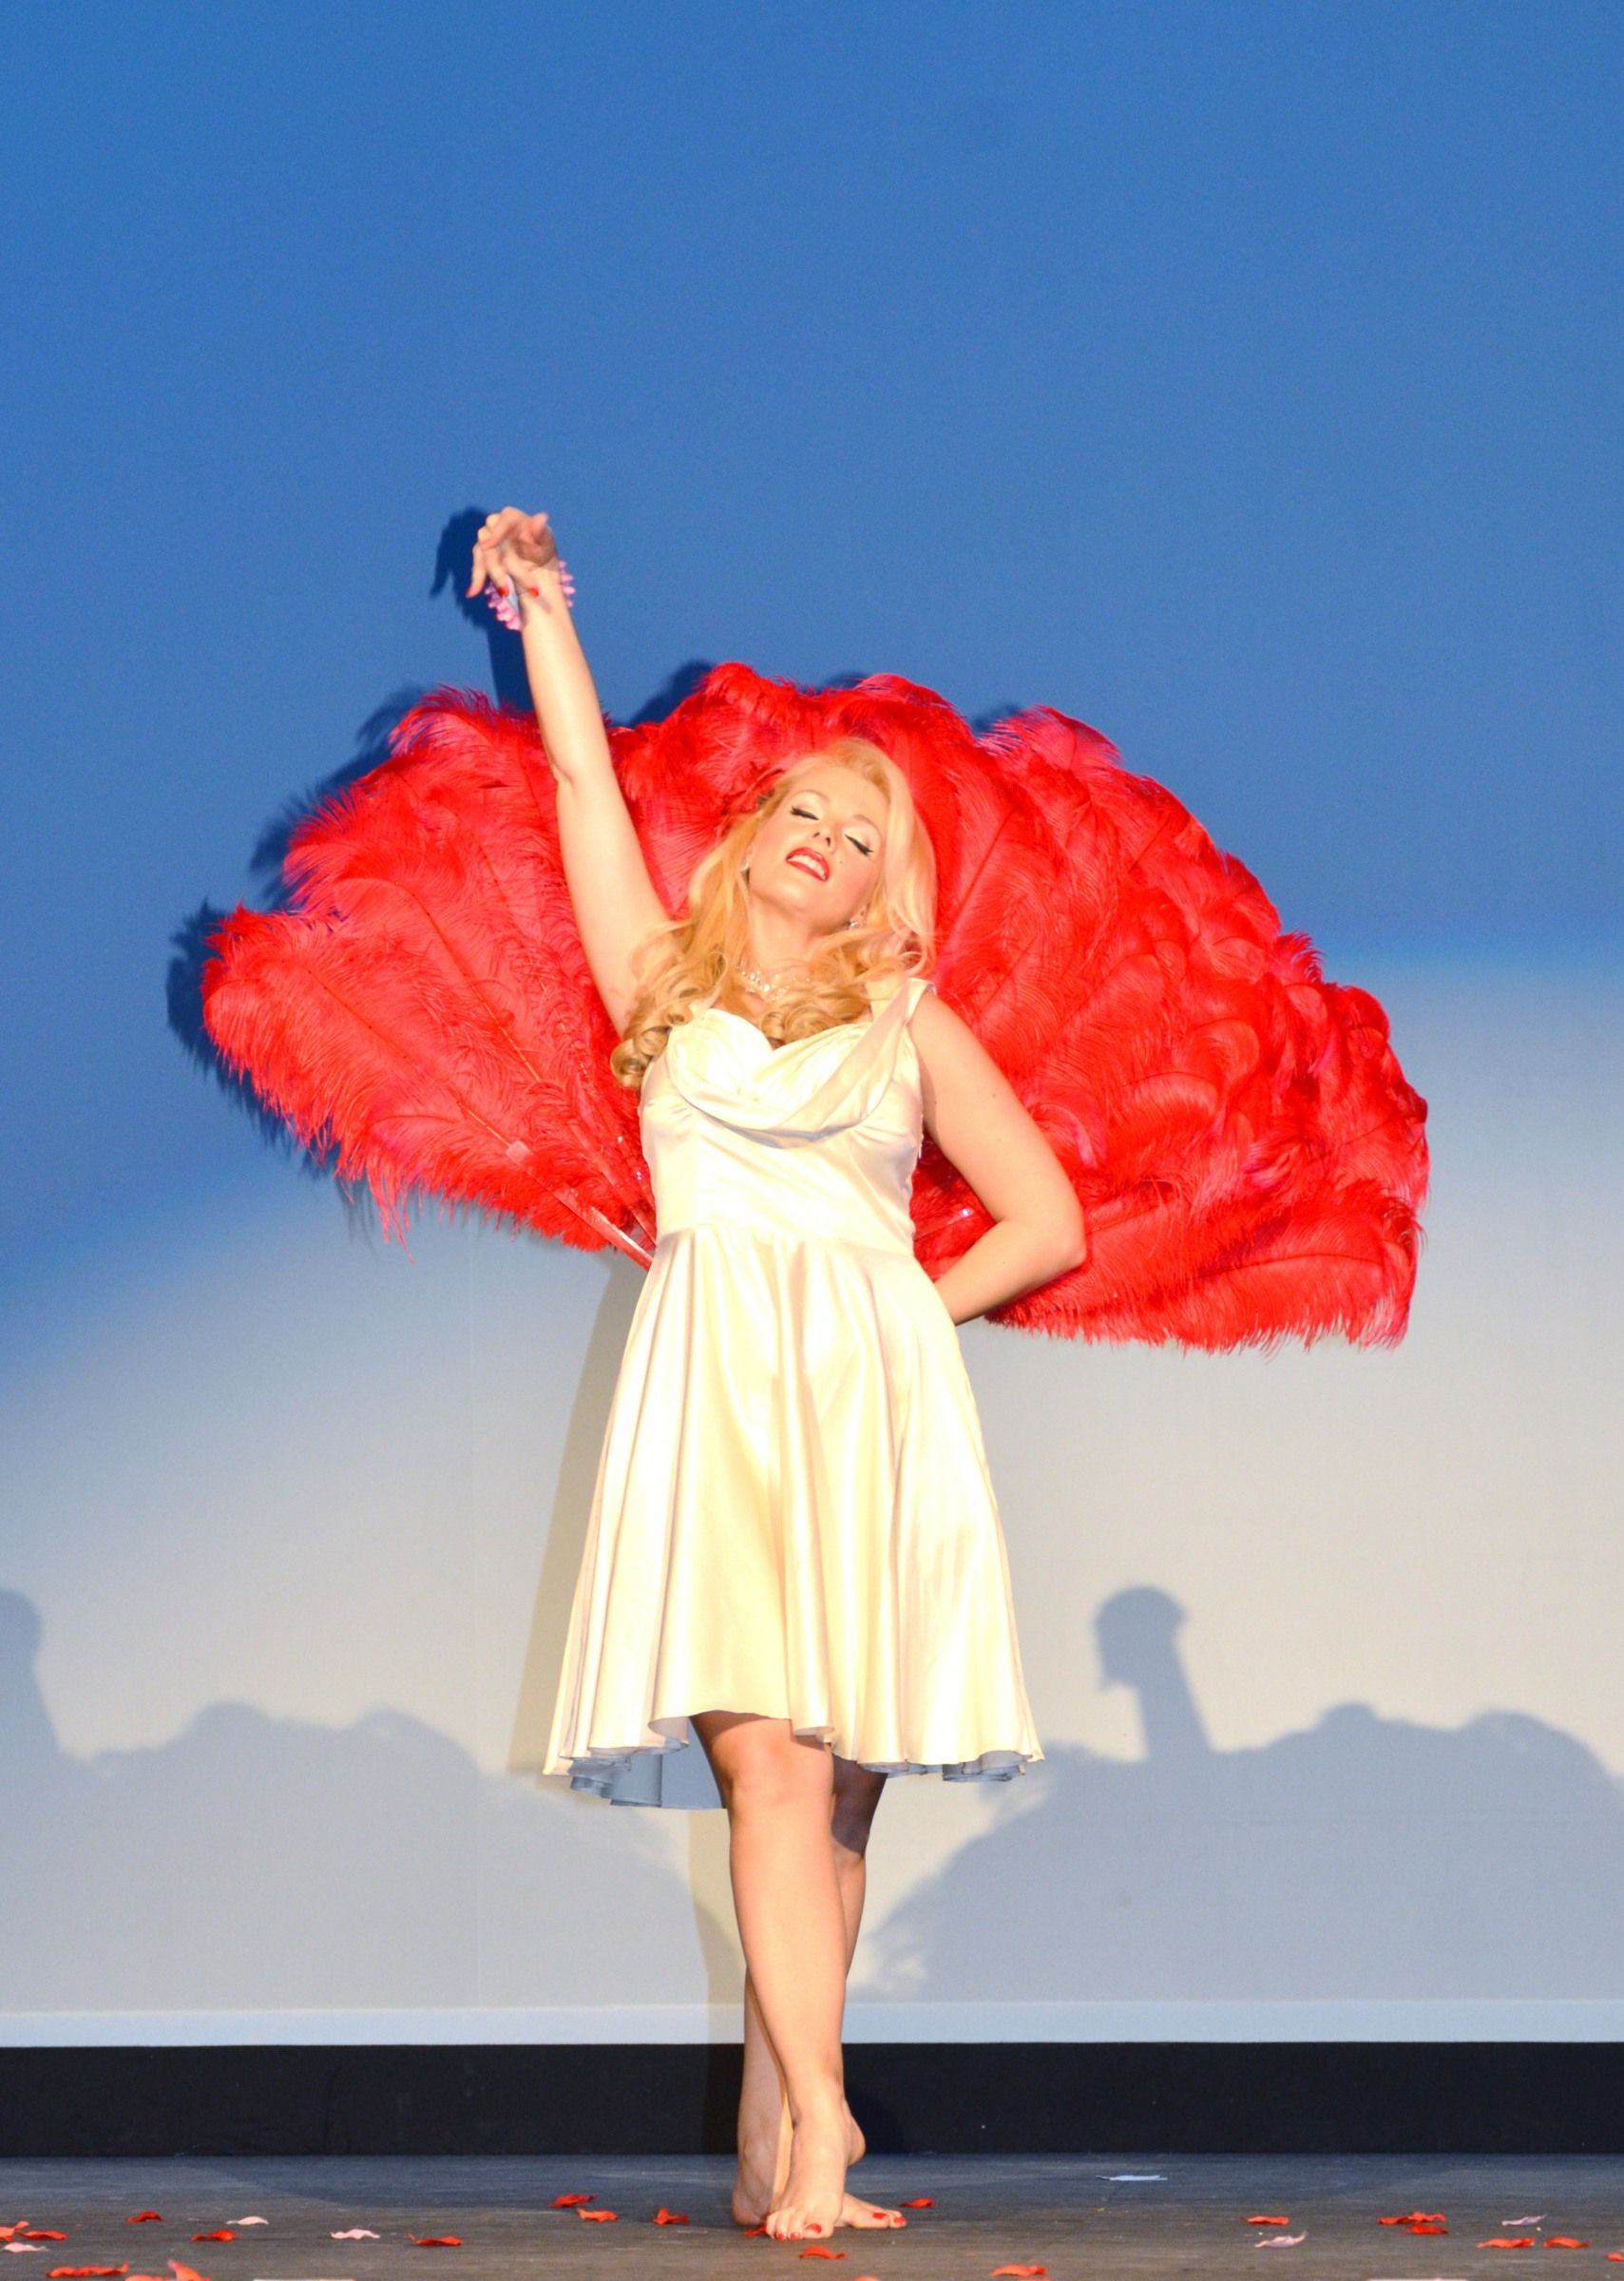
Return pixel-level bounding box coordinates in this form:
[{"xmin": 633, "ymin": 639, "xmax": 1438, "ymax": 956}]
[{"xmin": 792, "ymin": 803, "xmax": 873, "ymax": 857}]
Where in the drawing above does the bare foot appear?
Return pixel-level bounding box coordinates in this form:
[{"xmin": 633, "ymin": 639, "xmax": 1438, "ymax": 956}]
[
  {"xmin": 836, "ymin": 2102, "xmax": 907, "ymax": 2229},
  {"xmin": 733, "ymin": 2096, "xmax": 904, "ymax": 2230},
  {"xmin": 731, "ymin": 2110, "xmax": 792, "ymax": 2230},
  {"xmin": 835, "ymin": 2188, "xmax": 908, "ymax": 2229},
  {"xmin": 763, "ymin": 2096, "xmax": 848, "ymax": 2242}
]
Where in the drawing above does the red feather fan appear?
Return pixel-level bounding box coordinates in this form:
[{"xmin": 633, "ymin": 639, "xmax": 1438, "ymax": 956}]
[{"xmin": 201, "ymin": 662, "xmax": 1428, "ymax": 1351}]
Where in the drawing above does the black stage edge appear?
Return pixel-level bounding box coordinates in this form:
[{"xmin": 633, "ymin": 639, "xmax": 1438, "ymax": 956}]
[{"xmin": 3, "ymin": 2044, "xmax": 1622, "ymax": 2157}]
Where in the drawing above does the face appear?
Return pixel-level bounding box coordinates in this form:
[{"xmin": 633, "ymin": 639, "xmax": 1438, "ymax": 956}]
[{"xmin": 748, "ymin": 762, "xmax": 887, "ymax": 932}]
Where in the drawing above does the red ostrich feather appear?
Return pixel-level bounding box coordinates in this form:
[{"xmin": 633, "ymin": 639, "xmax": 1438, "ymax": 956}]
[{"xmin": 201, "ymin": 662, "xmax": 1428, "ymax": 1351}]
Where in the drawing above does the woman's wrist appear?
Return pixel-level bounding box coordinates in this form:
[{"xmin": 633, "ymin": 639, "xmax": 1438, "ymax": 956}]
[{"xmin": 486, "ymin": 553, "xmax": 577, "ymax": 634}]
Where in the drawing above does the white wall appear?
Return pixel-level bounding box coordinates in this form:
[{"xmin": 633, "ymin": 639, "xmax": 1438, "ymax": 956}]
[{"xmin": 4, "ymin": 954, "xmax": 1621, "ymax": 2045}]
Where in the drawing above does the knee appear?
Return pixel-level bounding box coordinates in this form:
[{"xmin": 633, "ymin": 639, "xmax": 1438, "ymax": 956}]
[{"xmin": 720, "ymin": 1734, "xmax": 831, "ymax": 1821}]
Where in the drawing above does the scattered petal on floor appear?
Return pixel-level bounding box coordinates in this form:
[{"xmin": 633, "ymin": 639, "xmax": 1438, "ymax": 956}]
[
  {"xmin": 1481, "ymin": 2239, "xmax": 1538, "ymax": 2250},
  {"xmin": 900, "ymin": 2198, "xmax": 934, "ymax": 2208},
  {"xmin": 46, "ymin": 2268, "xmax": 129, "ymax": 2276},
  {"xmin": 991, "ymin": 2267, "xmax": 1049, "ymax": 2277},
  {"xmin": 1407, "ymin": 2222, "xmax": 1449, "ymax": 2234},
  {"xmin": 577, "ymin": 2211, "xmax": 617, "ymax": 2224},
  {"xmin": 550, "ymin": 2195, "xmax": 594, "ymax": 2209},
  {"xmin": 223, "ymin": 2220, "xmax": 267, "ymax": 2228},
  {"xmin": 1544, "ymin": 2241, "xmax": 1591, "ymax": 2250},
  {"xmin": 1258, "ymin": 2234, "xmax": 1306, "ymax": 2248},
  {"xmin": 1247, "ymin": 2215, "xmax": 1292, "ymax": 2226},
  {"xmin": 1381, "ymin": 2212, "xmax": 1447, "ymax": 2227},
  {"xmin": 190, "ymin": 2235, "xmax": 234, "ymax": 2244},
  {"xmin": 20, "ymin": 2237, "xmax": 67, "ymax": 2245},
  {"xmin": 329, "ymin": 2234, "xmax": 377, "ymax": 2243},
  {"xmin": 1505, "ymin": 2218, "xmax": 1547, "ymax": 2227},
  {"xmin": 165, "ymin": 2263, "xmax": 210, "ymax": 2281},
  {"xmin": 651, "ymin": 2210, "xmax": 688, "ymax": 2225},
  {"xmin": 405, "ymin": 2239, "xmax": 462, "ymax": 2248}
]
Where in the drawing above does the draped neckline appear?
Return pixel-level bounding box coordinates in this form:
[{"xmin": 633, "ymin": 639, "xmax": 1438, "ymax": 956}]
[
  {"xmin": 644, "ymin": 980, "xmax": 921, "ymax": 1140},
  {"xmin": 702, "ymin": 1005, "xmax": 877, "ymax": 1054}
]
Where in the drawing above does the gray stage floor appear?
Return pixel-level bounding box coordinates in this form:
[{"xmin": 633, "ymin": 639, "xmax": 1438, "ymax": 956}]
[{"xmin": 3, "ymin": 2154, "xmax": 1623, "ymax": 2276}]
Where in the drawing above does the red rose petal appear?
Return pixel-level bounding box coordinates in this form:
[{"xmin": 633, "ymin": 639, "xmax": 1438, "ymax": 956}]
[
  {"xmin": 651, "ymin": 2209, "xmax": 688, "ymax": 2225},
  {"xmin": 1246, "ymin": 2215, "xmax": 1291, "ymax": 2226},
  {"xmin": 22, "ymin": 2235, "xmax": 68, "ymax": 2244},
  {"xmin": 991, "ymin": 2268, "xmax": 1049, "ymax": 2277},
  {"xmin": 1406, "ymin": 2221, "xmax": 1449, "ymax": 2233},
  {"xmin": 1481, "ymin": 2240, "xmax": 1538, "ymax": 2250},
  {"xmin": 47, "ymin": 2269, "xmax": 129, "ymax": 2277},
  {"xmin": 900, "ymin": 2196, "xmax": 933, "ymax": 2208},
  {"xmin": 550, "ymin": 2194, "xmax": 594, "ymax": 2208},
  {"xmin": 1546, "ymin": 2242, "xmax": 1591, "ymax": 2251},
  {"xmin": 577, "ymin": 2211, "xmax": 617, "ymax": 2223},
  {"xmin": 190, "ymin": 2236, "xmax": 235, "ymax": 2245},
  {"xmin": 166, "ymin": 2263, "xmax": 210, "ymax": 2281},
  {"xmin": 406, "ymin": 2238, "xmax": 462, "ymax": 2248}
]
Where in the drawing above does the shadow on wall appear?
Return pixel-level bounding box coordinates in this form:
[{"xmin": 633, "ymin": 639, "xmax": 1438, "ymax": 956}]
[
  {"xmin": 5, "ymin": 1577, "xmax": 1622, "ymax": 2013},
  {"xmin": 0, "ymin": 1586, "xmax": 707, "ymax": 2013},
  {"xmin": 856, "ymin": 1583, "xmax": 1624, "ymax": 2003}
]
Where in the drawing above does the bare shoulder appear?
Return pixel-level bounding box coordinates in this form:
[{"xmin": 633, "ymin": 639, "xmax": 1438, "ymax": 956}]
[
  {"xmin": 908, "ymin": 985, "xmax": 1011, "ymax": 1126},
  {"xmin": 908, "ymin": 982, "xmax": 1085, "ymax": 1257}
]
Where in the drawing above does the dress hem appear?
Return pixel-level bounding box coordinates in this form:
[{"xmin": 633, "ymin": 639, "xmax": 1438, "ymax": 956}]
[{"xmin": 546, "ymin": 1719, "xmax": 1044, "ymax": 1802}]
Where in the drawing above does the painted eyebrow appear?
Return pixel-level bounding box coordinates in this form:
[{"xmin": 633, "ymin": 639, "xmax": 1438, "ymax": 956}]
[{"xmin": 793, "ymin": 791, "xmax": 882, "ymax": 834}]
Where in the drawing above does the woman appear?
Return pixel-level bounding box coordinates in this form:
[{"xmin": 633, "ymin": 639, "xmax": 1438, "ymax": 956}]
[{"xmin": 468, "ymin": 508, "xmax": 1085, "ymax": 2244}]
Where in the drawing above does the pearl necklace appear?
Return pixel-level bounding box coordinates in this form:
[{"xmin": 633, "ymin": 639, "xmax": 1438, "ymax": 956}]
[
  {"xmin": 735, "ymin": 913, "xmax": 864, "ymax": 1001},
  {"xmin": 735, "ymin": 959, "xmax": 802, "ymax": 1000}
]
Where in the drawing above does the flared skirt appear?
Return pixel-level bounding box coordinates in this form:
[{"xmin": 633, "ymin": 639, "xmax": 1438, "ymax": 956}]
[{"xmin": 542, "ymin": 1222, "xmax": 1045, "ymax": 1808}]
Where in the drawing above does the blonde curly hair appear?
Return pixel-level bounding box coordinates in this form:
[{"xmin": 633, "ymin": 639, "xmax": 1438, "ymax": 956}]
[{"xmin": 608, "ymin": 737, "xmax": 938, "ymax": 1090}]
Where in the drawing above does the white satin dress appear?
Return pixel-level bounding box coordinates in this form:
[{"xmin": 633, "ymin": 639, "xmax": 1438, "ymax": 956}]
[{"xmin": 542, "ymin": 972, "xmax": 1045, "ymax": 1809}]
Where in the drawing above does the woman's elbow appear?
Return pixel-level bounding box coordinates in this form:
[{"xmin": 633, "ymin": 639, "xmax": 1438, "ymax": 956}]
[{"xmin": 1057, "ymin": 1204, "xmax": 1088, "ymax": 1271}]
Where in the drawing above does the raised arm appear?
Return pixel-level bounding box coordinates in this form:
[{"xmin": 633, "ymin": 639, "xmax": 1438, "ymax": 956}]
[{"xmin": 468, "ymin": 509, "xmax": 667, "ymax": 1034}]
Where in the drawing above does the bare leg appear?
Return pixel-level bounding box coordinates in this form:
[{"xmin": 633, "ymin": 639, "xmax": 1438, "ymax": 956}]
[
  {"xmin": 698, "ymin": 1726, "xmax": 902, "ymax": 2233},
  {"xmin": 691, "ymin": 1711, "xmax": 847, "ymax": 2240}
]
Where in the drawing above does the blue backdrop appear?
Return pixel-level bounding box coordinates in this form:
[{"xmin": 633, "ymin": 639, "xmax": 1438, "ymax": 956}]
[{"xmin": 3, "ymin": 2, "xmax": 1620, "ymax": 2045}]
